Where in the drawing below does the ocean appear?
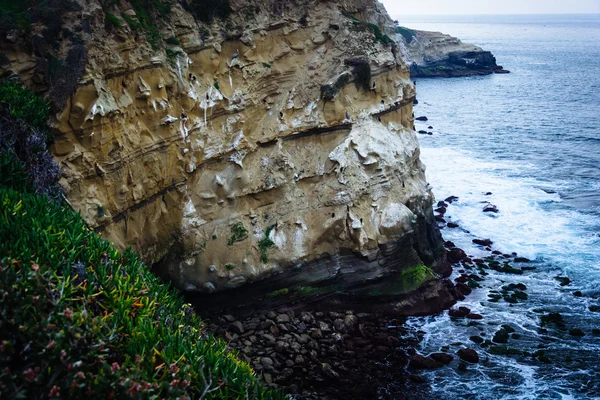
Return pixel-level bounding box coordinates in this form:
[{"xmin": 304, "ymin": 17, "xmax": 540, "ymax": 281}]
[{"xmin": 393, "ymin": 14, "xmax": 600, "ymax": 399}]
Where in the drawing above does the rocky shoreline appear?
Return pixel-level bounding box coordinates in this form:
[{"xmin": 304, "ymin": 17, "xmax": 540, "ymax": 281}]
[{"xmin": 195, "ymin": 192, "xmax": 574, "ymax": 399}]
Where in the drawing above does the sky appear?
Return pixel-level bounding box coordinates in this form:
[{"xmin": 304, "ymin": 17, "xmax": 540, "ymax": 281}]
[{"xmin": 380, "ymin": 0, "xmax": 600, "ymax": 15}]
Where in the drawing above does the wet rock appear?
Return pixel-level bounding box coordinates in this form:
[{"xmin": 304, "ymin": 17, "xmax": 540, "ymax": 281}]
[
  {"xmin": 344, "ymin": 314, "xmax": 358, "ymax": 331},
  {"xmin": 447, "ymin": 222, "xmax": 459, "ymax": 229},
  {"xmin": 554, "ymin": 276, "xmax": 571, "ymax": 286},
  {"xmin": 435, "ymin": 215, "xmax": 446, "ymax": 223},
  {"xmin": 456, "ymin": 282, "xmax": 472, "ymax": 295},
  {"xmin": 493, "ymin": 329, "xmax": 510, "ymax": 344},
  {"xmin": 418, "ymin": 130, "xmax": 428, "ymax": 134},
  {"xmin": 261, "ymin": 357, "xmax": 274, "ymax": 371},
  {"xmin": 447, "ymin": 248, "xmax": 467, "ymax": 264},
  {"xmin": 430, "ymin": 353, "xmax": 453, "ymax": 365},
  {"xmin": 514, "ymin": 257, "xmax": 531, "ymax": 263},
  {"xmin": 428, "ymin": 126, "xmax": 434, "ymax": 129},
  {"xmin": 438, "ymin": 201, "xmax": 449, "ymax": 208},
  {"xmin": 466, "ymin": 313, "xmax": 483, "ymax": 320},
  {"xmin": 457, "ymin": 348, "xmax": 479, "ymax": 363},
  {"xmin": 445, "ymin": 196, "xmax": 459, "ymax": 204},
  {"xmin": 473, "ymin": 238, "xmax": 493, "ymax": 247},
  {"xmin": 573, "ymin": 291, "xmax": 583, "ymax": 297},
  {"xmin": 589, "ymin": 305, "xmax": 600, "ymax": 312},
  {"xmin": 470, "ymin": 335, "xmax": 484, "ymax": 344},
  {"xmin": 223, "ymin": 315, "xmax": 236, "ymax": 322},
  {"xmin": 484, "ymin": 192, "xmax": 493, "ymax": 196},
  {"xmin": 541, "ymin": 312, "xmax": 566, "ymax": 330},
  {"xmin": 409, "ymin": 375, "xmax": 427, "ymax": 383},
  {"xmin": 435, "ymin": 206, "xmax": 447, "ymax": 215},
  {"xmin": 569, "ymin": 328, "xmax": 585, "ymax": 337},
  {"xmin": 449, "ymin": 307, "xmax": 471, "ymax": 318},
  {"xmin": 483, "ymin": 203, "xmax": 499, "ymax": 213},
  {"xmin": 409, "ymin": 354, "xmax": 443, "ymax": 369},
  {"xmin": 415, "ymin": 116, "xmax": 428, "ymax": 121}
]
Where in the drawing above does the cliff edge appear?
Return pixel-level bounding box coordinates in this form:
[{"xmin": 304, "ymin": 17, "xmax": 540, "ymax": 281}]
[{"xmin": 396, "ymin": 26, "xmax": 508, "ymax": 77}]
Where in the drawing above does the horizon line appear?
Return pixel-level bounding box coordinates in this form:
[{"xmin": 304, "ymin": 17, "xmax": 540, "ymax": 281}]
[{"xmin": 391, "ymin": 12, "xmax": 600, "ymax": 16}]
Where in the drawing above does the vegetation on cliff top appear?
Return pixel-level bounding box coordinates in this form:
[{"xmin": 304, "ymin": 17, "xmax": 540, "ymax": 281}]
[{"xmin": 0, "ymin": 82, "xmax": 281, "ymax": 399}]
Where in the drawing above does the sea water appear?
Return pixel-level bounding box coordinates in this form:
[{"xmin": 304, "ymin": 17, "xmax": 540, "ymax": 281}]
[{"xmin": 393, "ymin": 14, "xmax": 600, "ymax": 399}]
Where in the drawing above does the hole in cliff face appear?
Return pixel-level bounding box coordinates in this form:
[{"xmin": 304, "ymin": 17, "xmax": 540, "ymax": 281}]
[
  {"xmin": 332, "ymin": 213, "xmax": 336, "ymax": 218},
  {"xmin": 150, "ymin": 235, "xmax": 185, "ymax": 287}
]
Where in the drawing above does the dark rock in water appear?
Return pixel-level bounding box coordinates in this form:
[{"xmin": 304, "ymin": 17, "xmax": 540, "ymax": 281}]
[
  {"xmin": 456, "ymin": 282, "xmax": 472, "ymax": 295},
  {"xmin": 435, "ymin": 206, "xmax": 447, "ymax": 215},
  {"xmin": 493, "ymin": 328, "xmax": 510, "ymax": 343},
  {"xmin": 447, "ymin": 222, "xmax": 459, "ymax": 229},
  {"xmin": 449, "ymin": 306, "xmax": 471, "ymax": 318},
  {"xmin": 573, "ymin": 291, "xmax": 583, "ymax": 297},
  {"xmin": 592, "ymin": 329, "xmax": 600, "ymax": 336},
  {"xmin": 409, "ymin": 375, "xmax": 427, "ymax": 383},
  {"xmin": 413, "ymin": 98, "xmax": 419, "ymax": 105},
  {"xmin": 589, "ymin": 305, "xmax": 600, "ymax": 312},
  {"xmin": 473, "ymin": 238, "xmax": 493, "ymax": 247},
  {"xmin": 438, "ymin": 201, "xmax": 449, "ymax": 208},
  {"xmin": 470, "ymin": 335, "xmax": 484, "ymax": 344},
  {"xmin": 427, "ymin": 132, "xmax": 433, "ymax": 135},
  {"xmin": 569, "ymin": 328, "xmax": 585, "ymax": 337},
  {"xmin": 430, "ymin": 353, "xmax": 454, "ymax": 365},
  {"xmin": 447, "ymin": 248, "xmax": 467, "ymax": 263},
  {"xmin": 514, "ymin": 257, "xmax": 531, "ymax": 263},
  {"xmin": 435, "ymin": 215, "xmax": 446, "ymax": 223},
  {"xmin": 521, "ymin": 266, "xmax": 537, "ymax": 271},
  {"xmin": 540, "ymin": 312, "xmax": 566, "ymax": 330},
  {"xmin": 415, "ymin": 116, "xmax": 428, "ymax": 121},
  {"xmin": 466, "ymin": 313, "xmax": 483, "ymax": 320},
  {"xmin": 409, "ymin": 354, "xmax": 443, "ymax": 369},
  {"xmin": 457, "ymin": 348, "xmax": 479, "ymax": 363},
  {"xmin": 411, "ymin": 49, "xmax": 499, "ymax": 78},
  {"xmin": 418, "ymin": 130, "xmax": 428, "ymax": 134},
  {"xmin": 444, "ymin": 240, "xmax": 456, "ymax": 248},
  {"xmin": 484, "ymin": 192, "xmax": 493, "ymax": 196},
  {"xmin": 428, "ymin": 126, "xmax": 433, "ymax": 129},
  {"xmin": 555, "ymin": 276, "xmax": 571, "ymax": 286},
  {"xmin": 494, "ymin": 69, "xmax": 510, "ymax": 74},
  {"xmin": 483, "ymin": 203, "xmax": 499, "ymax": 213},
  {"xmin": 445, "ymin": 196, "xmax": 459, "ymax": 204}
]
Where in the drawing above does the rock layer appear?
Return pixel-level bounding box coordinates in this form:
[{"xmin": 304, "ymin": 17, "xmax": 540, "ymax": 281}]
[{"xmin": 1, "ymin": 0, "xmax": 446, "ymax": 296}]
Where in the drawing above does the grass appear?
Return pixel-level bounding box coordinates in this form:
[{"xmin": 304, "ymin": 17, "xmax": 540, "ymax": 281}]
[
  {"xmin": 369, "ymin": 265, "xmax": 437, "ymax": 296},
  {"xmin": 165, "ymin": 36, "xmax": 180, "ymax": 46},
  {"xmin": 257, "ymin": 225, "xmax": 275, "ymax": 264},
  {"xmin": 266, "ymin": 288, "xmax": 289, "ymax": 298},
  {"xmin": 225, "ymin": 263, "xmax": 235, "ymax": 271},
  {"xmin": 227, "ymin": 222, "xmax": 248, "ymax": 246},
  {"xmin": 261, "ymin": 62, "xmax": 272, "ymax": 69},
  {"xmin": 0, "ymin": 87, "xmax": 283, "ymax": 399}
]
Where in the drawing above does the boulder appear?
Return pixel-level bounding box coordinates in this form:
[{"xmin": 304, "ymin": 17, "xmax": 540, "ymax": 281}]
[
  {"xmin": 457, "ymin": 348, "xmax": 479, "ymax": 363},
  {"xmin": 409, "ymin": 354, "xmax": 443, "ymax": 369},
  {"xmin": 430, "ymin": 353, "xmax": 453, "ymax": 365},
  {"xmin": 472, "ymin": 238, "xmax": 493, "ymax": 247},
  {"xmin": 229, "ymin": 321, "xmax": 245, "ymax": 334}
]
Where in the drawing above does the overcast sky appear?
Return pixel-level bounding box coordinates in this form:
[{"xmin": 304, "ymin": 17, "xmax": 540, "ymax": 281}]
[{"xmin": 380, "ymin": 0, "xmax": 600, "ymax": 15}]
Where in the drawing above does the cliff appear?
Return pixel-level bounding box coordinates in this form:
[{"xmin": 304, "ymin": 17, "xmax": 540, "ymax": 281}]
[
  {"xmin": 396, "ymin": 27, "xmax": 507, "ymax": 77},
  {"xmin": 0, "ymin": 0, "xmax": 450, "ymax": 308}
]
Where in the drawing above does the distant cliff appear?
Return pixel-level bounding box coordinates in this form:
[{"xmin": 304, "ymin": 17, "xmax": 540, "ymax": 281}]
[{"xmin": 396, "ymin": 27, "xmax": 508, "ymax": 77}]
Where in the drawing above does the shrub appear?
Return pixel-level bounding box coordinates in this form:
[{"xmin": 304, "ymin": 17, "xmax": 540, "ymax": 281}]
[
  {"xmin": 345, "ymin": 58, "xmax": 372, "ymax": 92},
  {"xmin": 258, "ymin": 225, "xmax": 276, "ymax": 263},
  {"xmin": 227, "ymin": 221, "xmax": 248, "ymax": 246},
  {"xmin": 190, "ymin": 0, "xmax": 232, "ymax": 24},
  {"xmin": 165, "ymin": 35, "xmax": 180, "ymax": 46},
  {"xmin": 366, "ymin": 22, "xmax": 393, "ymax": 46},
  {"xmin": 105, "ymin": 12, "xmax": 122, "ymax": 29},
  {"xmin": 396, "ymin": 26, "xmax": 415, "ymax": 43},
  {"xmin": 320, "ymin": 71, "xmax": 351, "ymax": 101},
  {"xmin": 398, "ymin": 265, "xmax": 437, "ymax": 292},
  {"xmin": 0, "ymin": 80, "xmax": 49, "ymax": 132},
  {"xmin": 46, "ymin": 43, "xmax": 87, "ymax": 110}
]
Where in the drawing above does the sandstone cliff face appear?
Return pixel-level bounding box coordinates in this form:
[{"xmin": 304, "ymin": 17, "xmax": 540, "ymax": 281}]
[{"xmin": 1, "ymin": 0, "xmax": 445, "ymax": 296}]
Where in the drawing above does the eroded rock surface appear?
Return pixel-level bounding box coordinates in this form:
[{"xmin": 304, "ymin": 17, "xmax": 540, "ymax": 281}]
[{"xmin": 1, "ymin": 0, "xmax": 447, "ymax": 296}]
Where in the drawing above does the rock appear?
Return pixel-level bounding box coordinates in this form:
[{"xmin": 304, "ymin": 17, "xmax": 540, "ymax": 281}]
[
  {"xmin": 445, "ymin": 196, "xmax": 459, "ymax": 204},
  {"xmin": 409, "ymin": 354, "xmax": 443, "ymax": 370},
  {"xmin": 447, "ymin": 222, "xmax": 459, "ymax": 229},
  {"xmin": 483, "ymin": 203, "xmax": 499, "ymax": 213},
  {"xmin": 470, "ymin": 336, "xmax": 484, "ymax": 344},
  {"xmin": 494, "ymin": 69, "xmax": 510, "ymax": 74},
  {"xmin": 415, "ymin": 116, "xmax": 428, "ymax": 121},
  {"xmin": 430, "ymin": 353, "xmax": 453, "ymax": 365},
  {"xmin": 554, "ymin": 276, "xmax": 571, "ymax": 286},
  {"xmin": 435, "ymin": 206, "xmax": 447, "ymax": 215},
  {"xmin": 457, "ymin": 348, "xmax": 479, "ymax": 363},
  {"xmin": 262, "ymin": 334, "xmax": 276, "ymax": 344},
  {"xmin": 455, "ymin": 282, "xmax": 472, "ymax": 295},
  {"xmin": 276, "ymin": 314, "xmax": 290, "ymax": 323},
  {"xmin": 223, "ymin": 315, "xmax": 236, "ymax": 322},
  {"xmin": 263, "ymin": 373, "xmax": 272, "ymax": 384},
  {"xmin": 493, "ymin": 329, "xmax": 510, "ymax": 344},
  {"xmin": 428, "ymin": 126, "xmax": 433, "ymax": 129},
  {"xmin": 514, "ymin": 257, "xmax": 531, "ymax": 263},
  {"xmin": 589, "ymin": 305, "xmax": 600, "ymax": 312},
  {"xmin": 344, "ymin": 314, "xmax": 358, "ymax": 330},
  {"xmin": 261, "ymin": 357, "xmax": 274, "ymax": 371},
  {"xmin": 466, "ymin": 313, "xmax": 483, "ymax": 320},
  {"xmin": 318, "ymin": 321, "xmax": 331, "ymax": 332},
  {"xmin": 409, "ymin": 374, "xmax": 427, "ymax": 383},
  {"xmin": 333, "ymin": 319, "xmax": 346, "ymax": 332},
  {"xmin": 310, "ymin": 329, "xmax": 323, "ymax": 339},
  {"xmin": 418, "ymin": 130, "xmax": 428, "ymax": 134},
  {"xmin": 449, "ymin": 307, "xmax": 470, "ymax": 318},
  {"xmin": 229, "ymin": 321, "xmax": 245, "ymax": 334},
  {"xmin": 569, "ymin": 328, "xmax": 585, "ymax": 337},
  {"xmin": 321, "ymin": 363, "xmax": 339, "ymax": 378},
  {"xmin": 447, "ymin": 248, "xmax": 467, "ymax": 264},
  {"xmin": 472, "ymin": 238, "xmax": 493, "ymax": 247}
]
